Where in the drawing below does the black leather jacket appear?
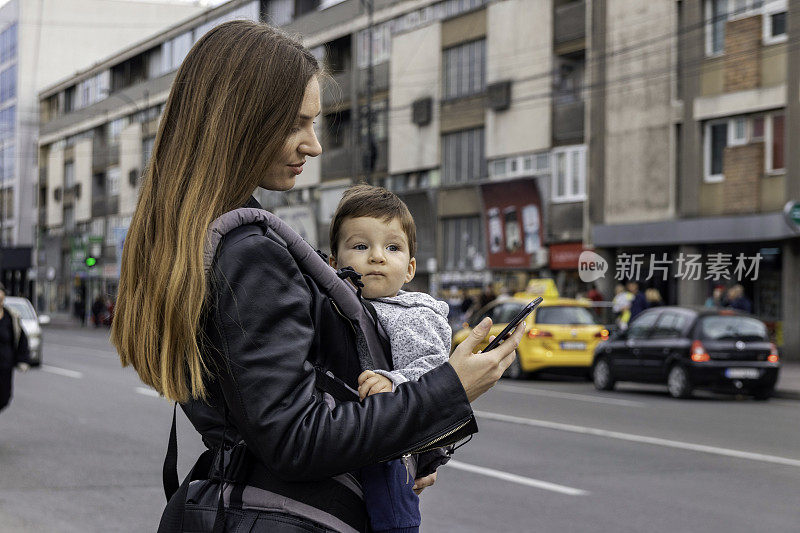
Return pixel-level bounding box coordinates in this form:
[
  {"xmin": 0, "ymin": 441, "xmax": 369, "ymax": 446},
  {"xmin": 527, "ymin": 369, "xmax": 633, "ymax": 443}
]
[{"xmin": 181, "ymin": 198, "xmax": 477, "ymax": 485}]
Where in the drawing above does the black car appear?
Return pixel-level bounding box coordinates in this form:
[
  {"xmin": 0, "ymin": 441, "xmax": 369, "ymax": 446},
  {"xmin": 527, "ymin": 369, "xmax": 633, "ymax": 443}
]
[{"xmin": 591, "ymin": 306, "xmax": 780, "ymax": 400}]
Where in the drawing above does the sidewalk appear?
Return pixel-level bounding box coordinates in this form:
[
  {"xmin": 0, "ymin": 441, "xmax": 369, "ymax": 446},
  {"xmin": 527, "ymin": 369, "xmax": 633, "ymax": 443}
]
[{"xmin": 42, "ymin": 311, "xmax": 800, "ymax": 399}]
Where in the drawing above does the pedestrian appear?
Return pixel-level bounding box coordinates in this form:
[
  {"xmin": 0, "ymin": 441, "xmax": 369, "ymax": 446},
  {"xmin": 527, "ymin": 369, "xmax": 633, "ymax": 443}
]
[
  {"xmin": 645, "ymin": 288, "xmax": 663, "ymax": 307},
  {"xmin": 478, "ymin": 285, "xmax": 496, "ymax": 310},
  {"xmin": 704, "ymin": 285, "xmax": 726, "ymax": 308},
  {"xmin": 587, "ymin": 283, "xmax": 604, "ymax": 302},
  {"xmin": 612, "ymin": 283, "xmax": 632, "ymax": 330},
  {"xmin": 328, "ymin": 184, "xmax": 454, "ymax": 533},
  {"xmin": 91, "ymin": 295, "xmax": 106, "ymax": 328},
  {"xmin": 459, "ymin": 288, "xmax": 475, "ymax": 322},
  {"xmin": 109, "ymin": 20, "xmax": 522, "ymax": 533},
  {"xmin": 74, "ymin": 294, "xmax": 86, "ymax": 326},
  {"xmin": 0, "ymin": 283, "xmax": 31, "ymax": 414},
  {"xmin": 627, "ymin": 281, "xmax": 647, "ymax": 320},
  {"xmin": 726, "ymin": 284, "xmax": 753, "ymax": 314}
]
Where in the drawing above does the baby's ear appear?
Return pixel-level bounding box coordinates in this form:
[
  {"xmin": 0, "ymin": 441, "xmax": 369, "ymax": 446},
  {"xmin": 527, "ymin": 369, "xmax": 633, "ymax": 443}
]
[
  {"xmin": 328, "ymin": 254, "xmax": 337, "ymax": 268},
  {"xmin": 405, "ymin": 257, "xmax": 417, "ymax": 283}
]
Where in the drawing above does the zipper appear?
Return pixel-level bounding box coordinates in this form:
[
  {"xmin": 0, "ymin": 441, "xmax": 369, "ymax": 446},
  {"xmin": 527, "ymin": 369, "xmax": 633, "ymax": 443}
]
[{"xmin": 406, "ymin": 417, "xmax": 473, "ymax": 455}]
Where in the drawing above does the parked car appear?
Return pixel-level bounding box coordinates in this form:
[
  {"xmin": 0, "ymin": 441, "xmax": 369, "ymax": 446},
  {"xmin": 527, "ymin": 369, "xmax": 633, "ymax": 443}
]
[
  {"xmin": 453, "ymin": 296, "xmax": 609, "ymax": 379},
  {"xmin": 591, "ymin": 306, "xmax": 780, "ymax": 400},
  {"xmin": 4, "ymin": 296, "xmax": 49, "ymax": 367}
]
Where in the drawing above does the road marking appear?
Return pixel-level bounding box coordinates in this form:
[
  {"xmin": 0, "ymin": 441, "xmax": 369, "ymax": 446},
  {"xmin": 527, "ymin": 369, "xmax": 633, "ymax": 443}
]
[
  {"xmin": 475, "ymin": 410, "xmax": 800, "ymax": 468},
  {"xmin": 40, "ymin": 365, "xmax": 83, "ymax": 379},
  {"xmin": 495, "ymin": 384, "xmax": 646, "ymax": 407},
  {"xmin": 447, "ymin": 460, "xmax": 588, "ymax": 496},
  {"xmin": 135, "ymin": 387, "xmax": 161, "ymax": 398}
]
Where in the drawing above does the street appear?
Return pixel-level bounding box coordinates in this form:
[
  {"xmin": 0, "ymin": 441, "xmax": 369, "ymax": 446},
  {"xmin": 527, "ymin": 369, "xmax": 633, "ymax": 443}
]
[{"xmin": 1, "ymin": 326, "xmax": 799, "ymax": 532}]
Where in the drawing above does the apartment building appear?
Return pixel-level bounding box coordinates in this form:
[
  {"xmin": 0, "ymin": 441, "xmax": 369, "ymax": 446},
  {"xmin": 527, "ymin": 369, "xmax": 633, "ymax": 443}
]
[
  {"xmin": 39, "ymin": 0, "xmax": 592, "ymax": 314},
  {"xmin": 588, "ymin": 0, "xmax": 799, "ymax": 357},
  {"xmin": 0, "ymin": 0, "xmax": 203, "ymax": 298}
]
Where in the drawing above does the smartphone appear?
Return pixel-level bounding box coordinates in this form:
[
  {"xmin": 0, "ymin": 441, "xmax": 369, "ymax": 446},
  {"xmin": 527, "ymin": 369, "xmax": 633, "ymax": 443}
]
[{"xmin": 481, "ymin": 297, "xmax": 543, "ymax": 352}]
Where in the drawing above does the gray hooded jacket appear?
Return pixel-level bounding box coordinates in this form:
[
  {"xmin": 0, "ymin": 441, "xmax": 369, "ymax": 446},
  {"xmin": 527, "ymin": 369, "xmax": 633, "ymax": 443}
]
[{"xmin": 369, "ymin": 290, "xmax": 451, "ymax": 386}]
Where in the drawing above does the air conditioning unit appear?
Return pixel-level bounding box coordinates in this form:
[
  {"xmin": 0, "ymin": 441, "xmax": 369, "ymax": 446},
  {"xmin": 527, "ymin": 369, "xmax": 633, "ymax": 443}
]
[
  {"xmin": 412, "ymin": 97, "xmax": 432, "ymax": 126},
  {"xmin": 487, "ymin": 80, "xmax": 512, "ymax": 111}
]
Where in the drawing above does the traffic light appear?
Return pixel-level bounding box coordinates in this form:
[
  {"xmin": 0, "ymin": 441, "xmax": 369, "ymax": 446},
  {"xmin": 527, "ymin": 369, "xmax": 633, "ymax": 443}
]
[{"xmin": 85, "ymin": 256, "xmax": 97, "ymax": 268}]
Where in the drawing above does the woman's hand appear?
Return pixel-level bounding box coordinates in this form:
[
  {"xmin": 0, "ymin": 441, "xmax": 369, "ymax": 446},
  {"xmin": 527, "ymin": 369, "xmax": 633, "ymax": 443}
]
[
  {"xmin": 449, "ymin": 317, "xmax": 524, "ymax": 402},
  {"xmin": 412, "ymin": 472, "xmax": 437, "ymax": 495}
]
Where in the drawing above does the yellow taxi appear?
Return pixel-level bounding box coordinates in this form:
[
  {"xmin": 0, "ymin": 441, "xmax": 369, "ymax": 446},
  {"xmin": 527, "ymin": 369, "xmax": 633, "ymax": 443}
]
[{"xmin": 452, "ymin": 280, "xmax": 609, "ymax": 379}]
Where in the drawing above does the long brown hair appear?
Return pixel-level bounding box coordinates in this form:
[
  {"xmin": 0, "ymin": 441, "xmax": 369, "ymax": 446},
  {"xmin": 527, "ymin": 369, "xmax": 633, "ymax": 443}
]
[{"xmin": 111, "ymin": 20, "xmax": 320, "ymax": 402}]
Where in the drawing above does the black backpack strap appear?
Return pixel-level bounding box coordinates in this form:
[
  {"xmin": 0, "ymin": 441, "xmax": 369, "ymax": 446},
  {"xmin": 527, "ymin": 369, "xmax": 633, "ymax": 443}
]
[{"xmin": 163, "ymin": 402, "xmax": 179, "ymax": 501}]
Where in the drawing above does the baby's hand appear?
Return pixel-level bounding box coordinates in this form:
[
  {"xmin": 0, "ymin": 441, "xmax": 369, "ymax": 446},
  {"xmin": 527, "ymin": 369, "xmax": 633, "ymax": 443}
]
[{"xmin": 357, "ymin": 370, "xmax": 393, "ymax": 400}]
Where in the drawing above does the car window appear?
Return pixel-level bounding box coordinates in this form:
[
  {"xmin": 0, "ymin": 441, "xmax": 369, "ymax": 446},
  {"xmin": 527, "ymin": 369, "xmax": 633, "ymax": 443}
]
[
  {"xmin": 4, "ymin": 300, "xmax": 35, "ymax": 319},
  {"xmin": 496, "ymin": 303, "xmax": 525, "ymax": 324},
  {"xmin": 535, "ymin": 306, "xmax": 599, "ymax": 325},
  {"xmin": 469, "ymin": 303, "xmax": 503, "ymax": 328},
  {"xmin": 627, "ymin": 312, "xmax": 659, "ymax": 340},
  {"xmin": 652, "ymin": 312, "xmax": 688, "ymax": 339},
  {"xmin": 699, "ymin": 315, "xmax": 768, "ymax": 341}
]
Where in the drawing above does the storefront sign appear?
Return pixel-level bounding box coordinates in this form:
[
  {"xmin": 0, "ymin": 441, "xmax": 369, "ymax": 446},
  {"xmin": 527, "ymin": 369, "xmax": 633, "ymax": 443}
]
[
  {"xmin": 481, "ymin": 179, "xmax": 543, "ymax": 269},
  {"xmin": 550, "ymin": 242, "xmax": 589, "ymax": 270},
  {"xmin": 784, "ymin": 200, "xmax": 800, "ymax": 233}
]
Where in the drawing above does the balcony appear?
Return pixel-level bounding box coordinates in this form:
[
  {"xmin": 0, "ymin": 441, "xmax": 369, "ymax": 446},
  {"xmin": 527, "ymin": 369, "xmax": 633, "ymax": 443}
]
[
  {"xmin": 553, "ymin": 100, "xmax": 585, "ymax": 144},
  {"xmin": 554, "ymin": 0, "xmax": 586, "ymax": 46},
  {"xmin": 91, "ymin": 196, "xmax": 119, "ymax": 218},
  {"xmin": 92, "ymin": 140, "xmax": 120, "ymax": 173},
  {"xmin": 321, "ymin": 144, "xmax": 355, "ymax": 181},
  {"xmin": 359, "ymin": 61, "xmax": 390, "ymax": 94},
  {"xmin": 322, "ymin": 70, "xmax": 352, "ymax": 109}
]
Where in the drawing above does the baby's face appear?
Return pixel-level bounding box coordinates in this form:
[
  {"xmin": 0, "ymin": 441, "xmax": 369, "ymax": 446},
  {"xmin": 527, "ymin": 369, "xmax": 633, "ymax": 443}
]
[{"xmin": 332, "ymin": 216, "xmax": 416, "ymax": 299}]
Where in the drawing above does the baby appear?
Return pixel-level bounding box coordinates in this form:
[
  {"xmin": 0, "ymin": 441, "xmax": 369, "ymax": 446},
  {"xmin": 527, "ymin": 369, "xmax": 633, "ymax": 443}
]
[{"xmin": 329, "ymin": 184, "xmax": 451, "ymax": 533}]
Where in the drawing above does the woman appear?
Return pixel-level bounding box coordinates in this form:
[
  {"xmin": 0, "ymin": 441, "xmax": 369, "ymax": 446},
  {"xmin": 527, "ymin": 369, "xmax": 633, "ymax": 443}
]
[{"xmin": 111, "ymin": 21, "xmax": 522, "ymax": 532}]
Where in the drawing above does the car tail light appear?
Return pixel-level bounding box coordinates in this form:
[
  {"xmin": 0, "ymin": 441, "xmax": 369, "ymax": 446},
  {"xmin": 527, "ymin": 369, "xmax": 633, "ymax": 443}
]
[
  {"xmin": 768, "ymin": 343, "xmax": 780, "ymax": 363},
  {"xmin": 594, "ymin": 329, "xmax": 609, "ymax": 341},
  {"xmin": 528, "ymin": 329, "xmax": 553, "ymax": 339},
  {"xmin": 691, "ymin": 340, "xmax": 710, "ymax": 362},
  {"xmin": 719, "ymin": 309, "xmax": 736, "ymax": 315}
]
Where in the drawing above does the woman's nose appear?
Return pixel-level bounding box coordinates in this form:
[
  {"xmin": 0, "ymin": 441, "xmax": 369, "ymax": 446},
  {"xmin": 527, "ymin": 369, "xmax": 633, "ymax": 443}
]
[{"xmin": 300, "ymin": 130, "xmax": 322, "ymax": 157}]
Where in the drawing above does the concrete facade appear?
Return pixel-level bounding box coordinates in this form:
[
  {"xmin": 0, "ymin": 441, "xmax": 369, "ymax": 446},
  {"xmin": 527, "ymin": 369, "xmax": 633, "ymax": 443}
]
[{"xmin": 485, "ymin": 0, "xmax": 552, "ymax": 159}]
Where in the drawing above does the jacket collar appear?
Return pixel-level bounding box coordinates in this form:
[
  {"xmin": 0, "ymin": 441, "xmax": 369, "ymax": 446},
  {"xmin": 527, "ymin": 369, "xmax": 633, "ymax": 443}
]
[{"xmin": 244, "ymin": 195, "xmax": 263, "ymax": 209}]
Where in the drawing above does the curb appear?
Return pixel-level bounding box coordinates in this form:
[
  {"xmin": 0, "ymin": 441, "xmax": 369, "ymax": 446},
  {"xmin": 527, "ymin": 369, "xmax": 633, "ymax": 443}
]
[{"xmin": 774, "ymin": 390, "xmax": 800, "ymax": 401}]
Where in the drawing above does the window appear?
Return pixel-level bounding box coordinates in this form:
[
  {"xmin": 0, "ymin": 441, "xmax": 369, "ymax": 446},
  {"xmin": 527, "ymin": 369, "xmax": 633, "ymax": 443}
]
[
  {"xmin": 704, "ymin": 121, "xmax": 728, "ymax": 182},
  {"xmin": 766, "ymin": 112, "xmax": 784, "ymax": 172},
  {"xmin": 107, "ymin": 166, "xmax": 120, "ymax": 196},
  {"xmin": 360, "ymin": 100, "xmax": 388, "ymax": 141},
  {"xmin": 763, "ymin": 0, "xmax": 787, "ymax": 44},
  {"xmin": 627, "ymin": 311, "xmax": 660, "ymax": 340},
  {"xmin": 706, "ymin": 0, "xmax": 786, "ymax": 55},
  {"xmin": 729, "ymin": 117, "xmax": 748, "ymax": 146},
  {"xmin": 63, "ymin": 205, "xmax": 75, "ymax": 232},
  {"xmin": 267, "ymin": 0, "xmax": 295, "ymax": 26},
  {"xmin": 0, "ymin": 23, "xmax": 17, "ymax": 64},
  {"xmin": 142, "ymin": 136, "xmax": 155, "ymax": 172},
  {"xmin": 489, "ymin": 152, "xmax": 549, "ymax": 180},
  {"xmin": 442, "ymin": 40, "xmax": 485, "ymax": 100},
  {"xmin": 442, "ymin": 215, "xmax": 484, "ymax": 271},
  {"xmin": 161, "ymin": 31, "xmax": 194, "ymax": 74},
  {"xmin": 652, "ymin": 313, "xmax": 689, "ymax": 339},
  {"xmin": 357, "ymin": 21, "xmax": 392, "ymax": 68},
  {"xmin": 0, "ymin": 64, "xmax": 15, "ymax": 103},
  {"xmin": 64, "ymin": 161, "xmax": 75, "ymax": 188},
  {"xmin": 551, "ymin": 145, "xmax": 586, "ymax": 202},
  {"xmin": 442, "ymin": 128, "xmax": 484, "ymax": 185},
  {"xmin": 0, "ymin": 143, "xmax": 14, "ymax": 180},
  {"xmin": 107, "ymin": 118, "xmax": 127, "ymax": 143},
  {"xmin": 751, "ymin": 116, "xmax": 765, "ymax": 140}
]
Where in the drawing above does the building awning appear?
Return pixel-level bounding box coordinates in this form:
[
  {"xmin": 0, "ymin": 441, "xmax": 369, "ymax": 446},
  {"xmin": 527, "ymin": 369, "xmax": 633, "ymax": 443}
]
[{"xmin": 593, "ymin": 211, "xmax": 799, "ymax": 247}]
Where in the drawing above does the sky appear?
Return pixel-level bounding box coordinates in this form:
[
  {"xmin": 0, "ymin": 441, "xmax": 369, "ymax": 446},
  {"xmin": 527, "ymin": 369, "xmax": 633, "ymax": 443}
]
[{"xmin": 0, "ymin": 0, "xmax": 230, "ymax": 8}]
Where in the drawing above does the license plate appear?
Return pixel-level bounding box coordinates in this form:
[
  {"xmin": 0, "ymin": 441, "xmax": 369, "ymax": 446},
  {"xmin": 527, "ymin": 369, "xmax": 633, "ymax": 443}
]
[
  {"xmin": 560, "ymin": 341, "xmax": 586, "ymax": 351},
  {"xmin": 725, "ymin": 368, "xmax": 760, "ymax": 379}
]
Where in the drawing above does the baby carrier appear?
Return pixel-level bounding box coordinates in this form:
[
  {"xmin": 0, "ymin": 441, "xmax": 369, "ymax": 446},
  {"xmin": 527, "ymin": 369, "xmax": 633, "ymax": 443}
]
[{"xmin": 160, "ymin": 208, "xmax": 451, "ymax": 533}]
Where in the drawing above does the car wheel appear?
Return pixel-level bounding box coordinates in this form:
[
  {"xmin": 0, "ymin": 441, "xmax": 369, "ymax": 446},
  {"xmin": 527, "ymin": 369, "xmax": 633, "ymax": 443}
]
[
  {"xmin": 667, "ymin": 365, "xmax": 692, "ymax": 399},
  {"xmin": 503, "ymin": 357, "xmax": 526, "ymax": 380},
  {"xmin": 752, "ymin": 386, "xmax": 774, "ymax": 401},
  {"xmin": 593, "ymin": 358, "xmax": 615, "ymax": 391}
]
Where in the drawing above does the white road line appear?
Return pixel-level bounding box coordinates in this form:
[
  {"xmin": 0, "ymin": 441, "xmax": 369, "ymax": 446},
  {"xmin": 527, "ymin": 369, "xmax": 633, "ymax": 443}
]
[
  {"xmin": 447, "ymin": 460, "xmax": 589, "ymax": 496},
  {"xmin": 474, "ymin": 410, "xmax": 800, "ymax": 468},
  {"xmin": 135, "ymin": 387, "xmax": 161, "ymax": 398},
  {"xmin": 495, "ymin": 384, "xmax": 646, "ymax": 407},
  {"xmin": 40, "ymin": 365, "xmax": 83, "ymax": 379}
]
